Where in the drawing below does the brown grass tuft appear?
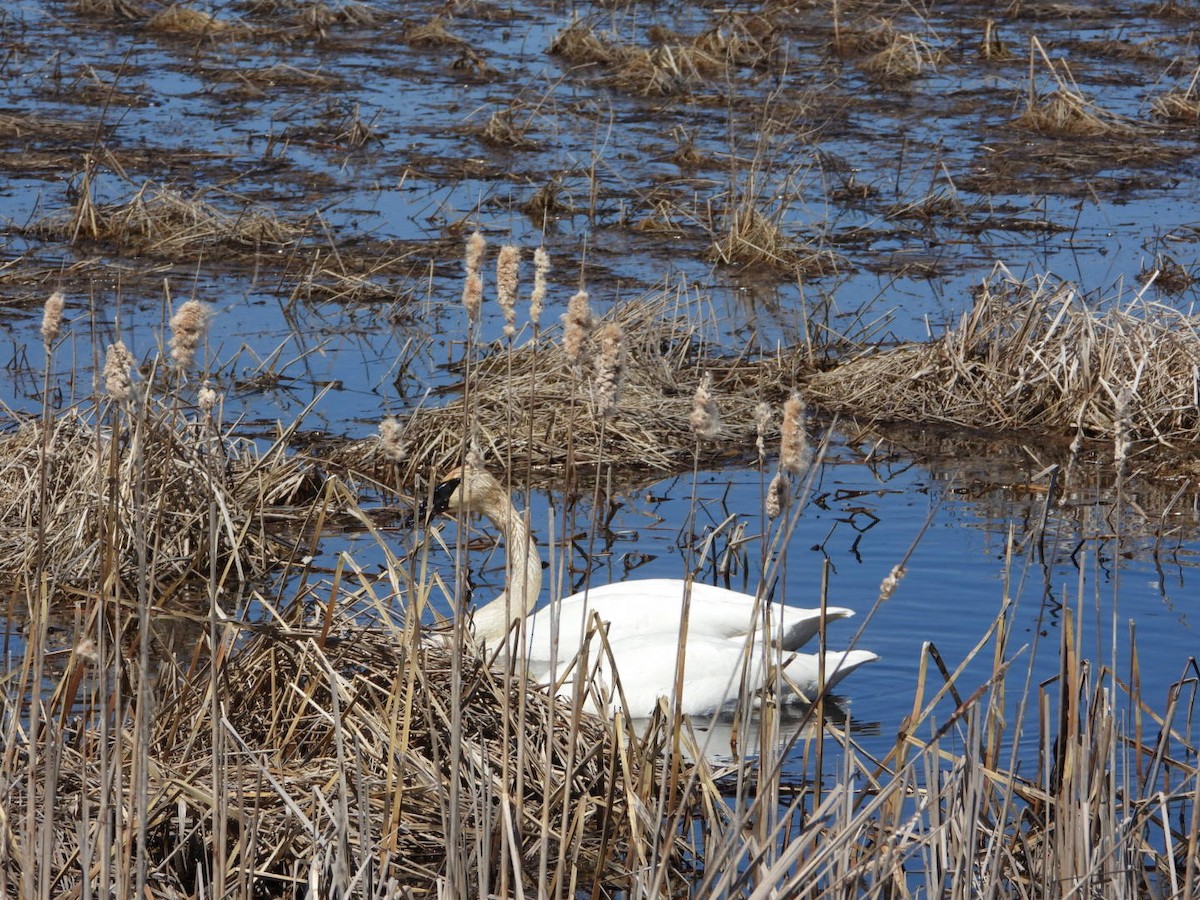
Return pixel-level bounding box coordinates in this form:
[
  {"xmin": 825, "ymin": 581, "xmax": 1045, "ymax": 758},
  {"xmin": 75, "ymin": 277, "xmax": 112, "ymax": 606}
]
[
  {"xmin": 30, "ymin": 181, "xmax": 303, "ymax": 260},
  {"xmin": 1014, "ymin": 87, "xmax": 1134, "ymax": 137},
  {"xmin": 0, "ymin": 402, "xmax": 319, "ymax": 592},
  {"xmin": 405, "ymin": 17, "xmax": 466, "ymax": 49},
  {"xmin": 859, "ymin": 32, "xmax": 942, "ymax": 84},
  {"xmin": 1152, "ymin": 88, "xmax": 1200, "ymax": 123},
  {"xmin": 804, "ymin": 267, "xmax": 1200, "ymax": 454},
  {"xmin": 146, "ymin": 5, "xmax": 241, "ymax": 37},
  {"xmin": 70, "ymin": 0, "xmax": 146, "ymax": 19}
]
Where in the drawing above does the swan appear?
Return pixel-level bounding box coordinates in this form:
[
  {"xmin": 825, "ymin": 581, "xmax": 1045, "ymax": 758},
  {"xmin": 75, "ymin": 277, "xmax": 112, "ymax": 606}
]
[{"xmin": 424, "ymin": 464, "xmax": 878, "ymax": 717}]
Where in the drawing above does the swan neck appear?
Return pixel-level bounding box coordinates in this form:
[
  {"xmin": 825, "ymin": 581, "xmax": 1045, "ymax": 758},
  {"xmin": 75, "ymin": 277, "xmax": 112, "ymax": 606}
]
[{"xmin": 470, "ymin": 487, "xmax": 542, "ymax": 644}]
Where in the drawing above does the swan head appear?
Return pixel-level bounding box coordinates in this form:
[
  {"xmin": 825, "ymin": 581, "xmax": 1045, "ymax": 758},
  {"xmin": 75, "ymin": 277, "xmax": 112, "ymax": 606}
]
[{"xmin": 425, "ymin": 464, "xmax": 506, "ymax": 520}]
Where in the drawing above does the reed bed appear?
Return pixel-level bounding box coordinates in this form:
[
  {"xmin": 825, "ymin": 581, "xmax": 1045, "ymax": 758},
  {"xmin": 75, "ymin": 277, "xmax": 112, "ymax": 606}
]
[
  {"xmin": 0, "ymin": 397, "xmax": 319, "ymax": 593},
  {"xmin": 804, "ymin": 268, "xmax": 1200, "ymax": 456},
  {"xmin": 0, "ymin": 588, "xmax": 681, "ymax": 897},
  {"xmin": 332, "ymin": 285, "xmax": 783, "ymax": 482},
  {"xmin": 29, "ymin": 180, "xmax": 304, "ymax": 260}
]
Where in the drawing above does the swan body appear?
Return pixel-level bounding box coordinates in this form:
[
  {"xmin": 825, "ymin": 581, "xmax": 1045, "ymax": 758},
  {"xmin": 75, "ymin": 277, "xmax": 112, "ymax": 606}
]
[
  {"xmin": 549, "ymin": 636, "xmax": 879, "ymax": 717},
  {"xmin": 518, "ymin": 578, "xmax": 855, "ymax": 669},
  {"xmin": 427, "ymin": 465, "xmax": 878, "ymax": 717}
]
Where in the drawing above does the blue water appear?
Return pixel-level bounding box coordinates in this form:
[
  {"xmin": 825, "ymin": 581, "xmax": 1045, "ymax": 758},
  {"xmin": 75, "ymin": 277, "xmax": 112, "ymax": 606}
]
[{"xmin": 2, "ymin": 0, "xmax": 1199, "ymax": 781}]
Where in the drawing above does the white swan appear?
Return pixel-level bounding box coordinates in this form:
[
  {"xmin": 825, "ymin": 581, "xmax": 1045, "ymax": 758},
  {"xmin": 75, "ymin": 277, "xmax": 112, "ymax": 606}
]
[{"xmin": 426, "ymin": 464, "xmax": 878, "ymax": 717}]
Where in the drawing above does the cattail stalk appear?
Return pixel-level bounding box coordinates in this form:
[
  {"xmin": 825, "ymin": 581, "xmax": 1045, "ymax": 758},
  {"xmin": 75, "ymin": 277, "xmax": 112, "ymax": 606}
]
[
  {"xmin": 780, "ymin": 392, "xmax": 810, "ymax": 474},
  {"xmin": 168, "ymin": 299, "xmax": 210, "ymax": 370},
  {"xmin": 754, "ymin": 401, "xmax": 772, "ymax": 462},
  {"xmin": 530, "ymin": 247, "xmax": 549, "ymax": 328},
  {"xmin": 562, "ymin": 289, "xmax": 593, "ymax": 366},
  {"xmin": 592, "ymin": 323, "xmax": 625, "ymax": 418},
  {"xmin": 103, "ymin": 342, "xmax": 134, "ymax": 401},
  {"xmin": 496, "ymin": 245, "xmax": 520, "ymax": 338},
  {"xmin": 1114, "ymin": 385, "xmax": 1132, "ymax": 473},
  {"xmin": 765, "ymin": 471, "xmax": 789, "ymax": 519},
  {"xmin": 41, "ymin": 291, "xmax": 65, "ymax": 347},
  {"xmin": 690, "ymin": 372, "xmax": 721, "ymax": 440},
  {"xmin": 379, "ymin": 416, "xmax": 407, "ymax": 463},
  {"xmin": 462, "ymin": 231, "xmax": 486, "ymax": 324},
  {"xmin": 198, "ymin": 381, "xmax": 218, "ymax": 414}
]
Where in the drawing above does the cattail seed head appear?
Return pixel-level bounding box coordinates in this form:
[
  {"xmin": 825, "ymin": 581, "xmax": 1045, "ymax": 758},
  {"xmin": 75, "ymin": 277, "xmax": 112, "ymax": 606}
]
[
  {"xmin": 496, "ymin": 245, "xmax": 521, "ymax": 338},
  {"xmin": 766, "ymin": 471, "xmax": 789, "ymax": 519},
  {"xmin": 690, "ymin": 371, "xmax": 722, "ymax": 440},
  {"xmin": 41, "ymin": 290, "xmax": 65, "ymax": 347},
  {"xmin": 103, "ymin": 341, "xmax": 134, "ymax": 400},
  {"xmin": 878, "ymin": 563, "xmax": 906, "ymax": 601},
  {"xmin": 379, "ymin": 415, "xmax": 407, "ymax": 463},
  {"xmin": 780, "ymin": 391, "xmax": 810, "ymax": 475},
  {"xmin": 198, "ymin": 380, "xmax": 218, "ymax": 413},
  {"xmin": 463, "ymin": 232, "xmax": 486, "ymax": 324},
  {"xmin": 562, "ymin": 289, "xmax": 593, "ymax": 366},
  {"xmin": 592, "ymin": 323, "xmax": 625, "ymax": 418},
  {"xmin": 755, "ymin": 401, "xmax": 772, "ymax": 462},
  {"xmin": 465, "ymin": 230, "xmax": 486, "ymax": 275},
  {"xmin": 168, "ymin": 299, "xmax": 210, "ymax": 370},
  {"xmin": 530, "ymin": 247, "xmax": 550, "ymax": 328},
  {"xmin": 1114, "ymin": 385, "xmax": 1132, "ymax": 472}
]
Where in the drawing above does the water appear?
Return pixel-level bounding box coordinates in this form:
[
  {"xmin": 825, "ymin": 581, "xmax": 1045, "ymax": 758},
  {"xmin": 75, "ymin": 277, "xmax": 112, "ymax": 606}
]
[{"xmin": 2, "ymin": 0, "xmax": 1198, "ymax": 788}]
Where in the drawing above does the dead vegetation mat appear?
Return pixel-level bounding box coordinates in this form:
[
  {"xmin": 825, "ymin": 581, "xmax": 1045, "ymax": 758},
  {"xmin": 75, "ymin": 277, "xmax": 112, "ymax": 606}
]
[
  {"xmin": 804, "ymin": 269, "xmax": 1200, "ymax": 461},
  {"xmin": 7, "ymin": 620, "xmax": 680, "ymax": 897},
  {"xmin": 331, "ymin": 269, "xmax": 1200, "ymax": 486},
  {"xmin": 0, "ymin": 399, "xmax": 320, "ymax": 593},
  {"xmin": 328, "ymin": 289, "xmax": 784, "ymax": 483}
]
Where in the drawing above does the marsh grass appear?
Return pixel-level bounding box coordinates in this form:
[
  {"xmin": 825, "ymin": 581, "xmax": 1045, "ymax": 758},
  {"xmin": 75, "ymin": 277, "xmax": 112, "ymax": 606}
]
[
  {"xmin": 1015, "ymin": 40, "xmax": 1136, "ymax": 138},
  {"xmin": 804, "ymin": 265, "xmax": 1200, "ymax": 458},
  {"xmin": 30, "ymin": 179, "xmax": 305, "ymax": 259},
  {"xmin": 550, "ymin": 17, "xmax": 774, "ymax": 97},
  {"xmin": 3, "ymin": 269, "xmax": 1199, "ymax": 898},
  {"xmin": 859, "ymin": 31, "xmax": 942, "ymax": 85}
]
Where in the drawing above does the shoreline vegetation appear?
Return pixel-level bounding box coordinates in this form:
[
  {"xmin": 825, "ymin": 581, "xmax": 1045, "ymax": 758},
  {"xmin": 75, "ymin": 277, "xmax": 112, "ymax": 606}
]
[
  {"xmin": 2, "ymin": 0, "xmax": 1199, "ymax": 895},
  {"xmin": 3, "ymin": 247, "xmax": 1198, "ymax": 896}
]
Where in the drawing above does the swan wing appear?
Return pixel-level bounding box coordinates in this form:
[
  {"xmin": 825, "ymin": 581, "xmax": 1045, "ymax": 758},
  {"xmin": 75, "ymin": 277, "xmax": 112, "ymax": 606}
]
[
  {"xmin": 522, "ymin": 578, "xmax": 854, "ymax": 662},
  {"xmin": 545, "ymin": 632, "xmax": 878, "ymax": 718}
]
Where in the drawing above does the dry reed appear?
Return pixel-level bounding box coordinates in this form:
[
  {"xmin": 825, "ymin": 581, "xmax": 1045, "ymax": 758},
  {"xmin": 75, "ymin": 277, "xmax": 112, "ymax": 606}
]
[
  {"xmin": 0, "ymin": 399, "xmax": 319, "ymax": 592},
  {"xmin": 31, "ymin": 181, "xmax": 303, "ymax": 260},
  {"xmin": 804, "ymin": 268, "xmax": 1200, "ymax": 458}
]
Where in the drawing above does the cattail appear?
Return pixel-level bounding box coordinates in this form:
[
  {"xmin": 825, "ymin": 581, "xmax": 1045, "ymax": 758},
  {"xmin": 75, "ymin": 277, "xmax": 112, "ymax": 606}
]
[
  {"xmin": 496, "ymin": 245, "xmax": 521, "ymax": 338},
  {"xmin": 103, "ymin": 341, "xmax": 134, "ymax": 400},
  {"xmin": 530, "ymin": 247, "xmax": 549, "ymax": 328},
  {"xmin": 73, "ymin": 638, "xmax": 99, "ymax": 665},
  {"xmin": 562, "ymin": 289, "xmax": 593, "ymax": 366},
  {"xmin": 462, "ymin": 231, "xmax": 485, "ymax": 324},
  {"xmin": 168, "ymin": 299, "xmax": 210, "ymax": 370},
  {"xmin": 780, "ymin": 391, "xmax": 810, "ymax": 475},
  {"xmin": 198, "ymin": 380, "xmax": 218, "ymax": 414},
  {"xmin": 379, "ymin": 415, "xmax": 407, "ymax": 463},
  {"xmin": 754, "ymin": 401, "xmax": 772, "ymax": 462},
  {"xmin": 765, "ymin": 471, "xmax": 789, "ymax": 519},
  {"xmin": 592, "ymin": 323, "xmax": 625, "ymax": 417},
  {"xmin": 690, "ymin": 371, "xmax": 721, "ymax": 440},
  {"xmin": 1114, "ymin": 385, "xmax": 1132, "ymax": 472},
  {"xmin": 41, "ymin": 290, "xmax": 65, "ymax": 347},
  {"xmin": 878, "ymin": 563, "xmax": 906, "ymax": 601}
]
